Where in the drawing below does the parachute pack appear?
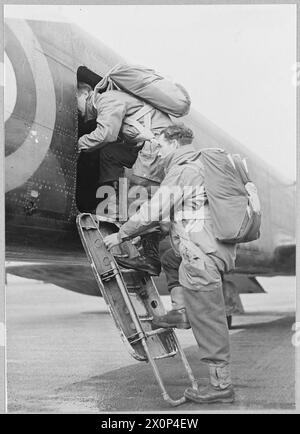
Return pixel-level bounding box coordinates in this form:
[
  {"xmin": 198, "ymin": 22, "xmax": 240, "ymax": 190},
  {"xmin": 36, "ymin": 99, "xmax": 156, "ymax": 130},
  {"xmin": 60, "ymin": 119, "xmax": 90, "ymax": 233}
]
[
  {"xmin": 93, "ymin": 63, "xmax": 191, "ymax": 183},
  {"xmin": 200, "ymin": 148, "xmax": 261, "ymax": 244},
  {"xmin": 94, "ymin": 63, "xmax": 191, "ymax": 118}
]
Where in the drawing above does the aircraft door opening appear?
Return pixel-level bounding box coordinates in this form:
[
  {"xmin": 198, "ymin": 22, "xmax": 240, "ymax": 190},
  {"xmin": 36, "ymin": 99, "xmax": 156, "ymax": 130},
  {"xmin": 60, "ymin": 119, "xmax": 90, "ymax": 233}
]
[{"xmin": 76, "ymin": 66, "xmax": 102, "ymax": 213}]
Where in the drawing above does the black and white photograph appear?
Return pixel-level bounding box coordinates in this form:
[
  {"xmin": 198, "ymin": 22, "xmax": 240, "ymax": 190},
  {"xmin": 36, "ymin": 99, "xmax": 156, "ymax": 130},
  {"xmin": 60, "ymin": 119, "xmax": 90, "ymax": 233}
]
[{"xmin": 1, "ymin": 2, "xmax": 298, "ymax": 415}]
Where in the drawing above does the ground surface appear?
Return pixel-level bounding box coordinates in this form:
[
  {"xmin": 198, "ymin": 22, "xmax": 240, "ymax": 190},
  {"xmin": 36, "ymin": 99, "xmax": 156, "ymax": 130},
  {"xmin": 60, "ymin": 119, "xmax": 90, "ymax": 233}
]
[{"xmin": 6, "ymin": 275, "xmax": 296, "ymax": 413}]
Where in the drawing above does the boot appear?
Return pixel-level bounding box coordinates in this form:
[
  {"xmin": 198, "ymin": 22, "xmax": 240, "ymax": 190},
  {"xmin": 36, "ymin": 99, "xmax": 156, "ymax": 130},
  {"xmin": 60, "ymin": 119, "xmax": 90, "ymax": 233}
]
[
  {"xmin": 184, "ymin": 364, "xmax": 235, "ymax": 404},
  {"xmin": 116, "ymin": 232, "xmax": 161, "ymax": 276},
  {"xmin": 152, "ymin": 287, "xmax": 191, "ymax": 329}
]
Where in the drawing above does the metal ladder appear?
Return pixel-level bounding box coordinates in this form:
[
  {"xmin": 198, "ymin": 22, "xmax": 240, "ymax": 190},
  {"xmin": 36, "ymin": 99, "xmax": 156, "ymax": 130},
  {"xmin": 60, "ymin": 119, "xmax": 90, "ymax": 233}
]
[{"xmin": 77, "ymin": 213, "xmax": 197, "ymax": 406}]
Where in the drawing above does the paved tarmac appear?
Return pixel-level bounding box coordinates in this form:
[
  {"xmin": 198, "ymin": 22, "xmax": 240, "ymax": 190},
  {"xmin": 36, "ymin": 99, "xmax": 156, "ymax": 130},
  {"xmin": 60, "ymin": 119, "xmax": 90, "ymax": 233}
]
[{"xmin": 6, "ymin": 275, "xmax": 296, "ymax": 413}]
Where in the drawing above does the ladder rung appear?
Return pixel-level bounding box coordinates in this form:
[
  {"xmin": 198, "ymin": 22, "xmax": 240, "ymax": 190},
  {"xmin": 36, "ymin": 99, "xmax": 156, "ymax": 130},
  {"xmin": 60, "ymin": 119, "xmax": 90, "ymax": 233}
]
[
  {"xmin": 127, "ymin": 332, "xmax": 145, "ymax": 345},
  {"xmin": 82, "ymin": 225, "xmax": 97, "ymax": 231},
  {"xmin": 154, "ymin": 350, "xmax": 177, "ymax": 360},
  {"xmin": 100, "ymin": 268, "xmax": 119, "ymax": 282}
]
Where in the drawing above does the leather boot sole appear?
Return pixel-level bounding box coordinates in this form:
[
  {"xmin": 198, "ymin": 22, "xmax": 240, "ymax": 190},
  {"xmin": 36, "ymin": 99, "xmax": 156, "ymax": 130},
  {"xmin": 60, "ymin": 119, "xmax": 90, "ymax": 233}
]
[{"xmin": 184, "ymin": 388, "xmax": 235, "ymax": 404}]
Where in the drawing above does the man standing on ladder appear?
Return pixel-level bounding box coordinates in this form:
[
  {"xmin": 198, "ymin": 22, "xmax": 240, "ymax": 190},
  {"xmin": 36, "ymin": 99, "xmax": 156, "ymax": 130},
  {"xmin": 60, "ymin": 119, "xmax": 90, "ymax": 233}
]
[
  {"xmin": 104, "ymin": 124, "xmax": 237, "ymax": 405},
  {"xmin": 77, "ymin": 81, "xmax": 173, "ymax": 277}
]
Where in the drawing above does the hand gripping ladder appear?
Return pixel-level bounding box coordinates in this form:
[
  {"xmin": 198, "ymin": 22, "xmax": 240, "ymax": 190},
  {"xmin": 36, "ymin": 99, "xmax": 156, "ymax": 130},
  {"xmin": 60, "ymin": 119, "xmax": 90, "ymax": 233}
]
[{"xmin": 77, "ymin": 213, "xmax": 197, "ymax": 406}]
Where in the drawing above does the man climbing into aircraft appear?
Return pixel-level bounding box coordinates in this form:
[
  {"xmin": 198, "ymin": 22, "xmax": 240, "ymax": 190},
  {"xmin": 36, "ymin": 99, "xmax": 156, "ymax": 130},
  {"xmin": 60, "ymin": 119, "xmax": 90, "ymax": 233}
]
[
  {"xmin": 76, "ymin": 81, "xmax": 171, "ymax": 184},
  {"xmin": 104, "ymin": 124, "xmax": 237, "ymax": 404},
  {"xmin": 76, "ymin": 81, "xmax": 173, "ymax": 276}
]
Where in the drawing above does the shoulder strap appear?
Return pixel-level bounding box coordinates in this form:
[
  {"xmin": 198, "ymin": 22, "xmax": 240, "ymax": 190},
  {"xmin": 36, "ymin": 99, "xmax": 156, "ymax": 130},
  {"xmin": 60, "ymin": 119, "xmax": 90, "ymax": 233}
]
[
  {"xmin": 232, "ymin": 154, "xmax": 251, "ymax": 185},
  {"xmin": 123, "ymin": 104, "xmax": 154, "ymax": 138},
  {"xmin": 128, "ymin": 103, "xmax": 154, "ymax": 122}
]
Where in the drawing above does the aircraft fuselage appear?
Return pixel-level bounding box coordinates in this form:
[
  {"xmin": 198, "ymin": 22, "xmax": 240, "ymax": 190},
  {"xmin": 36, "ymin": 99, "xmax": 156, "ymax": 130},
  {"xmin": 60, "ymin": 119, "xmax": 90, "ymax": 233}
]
[{"xmin": 5, "ymin": 18, "xmax": 296, "ymax": 279}]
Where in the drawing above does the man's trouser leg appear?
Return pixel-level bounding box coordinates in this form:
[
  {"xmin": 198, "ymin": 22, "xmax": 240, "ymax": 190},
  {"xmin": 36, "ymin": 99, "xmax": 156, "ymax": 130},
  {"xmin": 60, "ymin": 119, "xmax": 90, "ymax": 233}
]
[
  {"xmin": 97, "ymin": 146, "xmax": 162, "ymax": 276},
  {"xmin": 97, "ymin": 143, "xmax": 161, "ymax": 274},
  {"xmin": 152, "ymin": 247, "xmax": 190, "ymax": 328},
  {"xmin": 115, "ymin": 174, "xmax": 162, "ymax": 276},
  {"xmin": 183, "ymin": 283, "xmax": 230, "ymax": 365},
  {"xmin": 160, "ymin": 247, "xmax": 182, "ymax": 295},
  {"xmin": 98, "ymin": 142, "xmax": 140, "ymax": 186},
  {"xmin": 97, "ymin": 142, "xmax": 140, "ymax": 220},
  {"xmin": 116, "ymin": 139, "xmax": 166, "ymax": 275},
  {"xmin": 179, "ymin": 251, "xmax": 234, "ymax": 403}
]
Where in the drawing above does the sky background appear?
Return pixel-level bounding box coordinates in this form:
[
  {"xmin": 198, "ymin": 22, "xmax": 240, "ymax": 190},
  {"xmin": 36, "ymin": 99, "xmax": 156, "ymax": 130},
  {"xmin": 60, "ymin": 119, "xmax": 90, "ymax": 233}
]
[{"xmin": 5, "ymin": 4, "xmax": 297, "ymax": 181}]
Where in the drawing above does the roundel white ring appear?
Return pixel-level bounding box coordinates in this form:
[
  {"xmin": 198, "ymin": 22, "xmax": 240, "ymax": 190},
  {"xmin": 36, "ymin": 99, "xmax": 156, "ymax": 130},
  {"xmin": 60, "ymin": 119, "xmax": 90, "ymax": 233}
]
[
  {"xmin": 4, "ymin": 52, "xmax": 17, "ymax": 123},
  {"xmin": 5, "ymin": 19, "xmax": 56, "ymax": 193}
]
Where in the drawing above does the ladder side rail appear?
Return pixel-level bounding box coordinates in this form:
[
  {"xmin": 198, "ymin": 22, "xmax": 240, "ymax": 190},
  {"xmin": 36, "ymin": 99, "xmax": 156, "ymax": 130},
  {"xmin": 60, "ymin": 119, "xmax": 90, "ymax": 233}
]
[{"xmin": 77, "ymin": 214, "xmax": 146, "ymax": 361}]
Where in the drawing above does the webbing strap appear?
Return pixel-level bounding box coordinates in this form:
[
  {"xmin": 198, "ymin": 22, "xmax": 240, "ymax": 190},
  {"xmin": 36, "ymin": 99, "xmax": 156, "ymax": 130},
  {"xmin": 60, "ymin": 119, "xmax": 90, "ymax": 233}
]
[
  {"xmin": 93, "ymin": 64, "xmax": 122, "ymax": 107},
  {"xmin": 124, "ymin": 117, "xmax": 148, "ymax": 136},
  {"xmin": 128, "ymin": 104, "xmax": 154, "ymax": 122},
  {"xmin": 232, "ymin": 155, "xmax": 251, "ymax": 185},
  {"xmin": 123, "ymin": 104, "xmax": 154, "ymax": 139}
]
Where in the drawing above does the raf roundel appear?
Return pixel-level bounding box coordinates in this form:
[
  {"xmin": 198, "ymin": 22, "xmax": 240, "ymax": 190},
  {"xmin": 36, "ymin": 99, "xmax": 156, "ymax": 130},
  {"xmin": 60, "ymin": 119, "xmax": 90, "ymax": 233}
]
[{"xmin": 5, "ymin": 19, "xmax": 56, "ymax": 193}]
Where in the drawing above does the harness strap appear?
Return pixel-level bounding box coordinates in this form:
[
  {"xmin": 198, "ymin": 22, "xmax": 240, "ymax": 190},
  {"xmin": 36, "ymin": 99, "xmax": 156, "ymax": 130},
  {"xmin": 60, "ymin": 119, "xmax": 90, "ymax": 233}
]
[
  {"xmin": 123, "ymin": 104, "xmax": 154, "ymax": 139},
  {"xmin": 232, "ymin": 155, "xmax": 251, "ymax": 185}
]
